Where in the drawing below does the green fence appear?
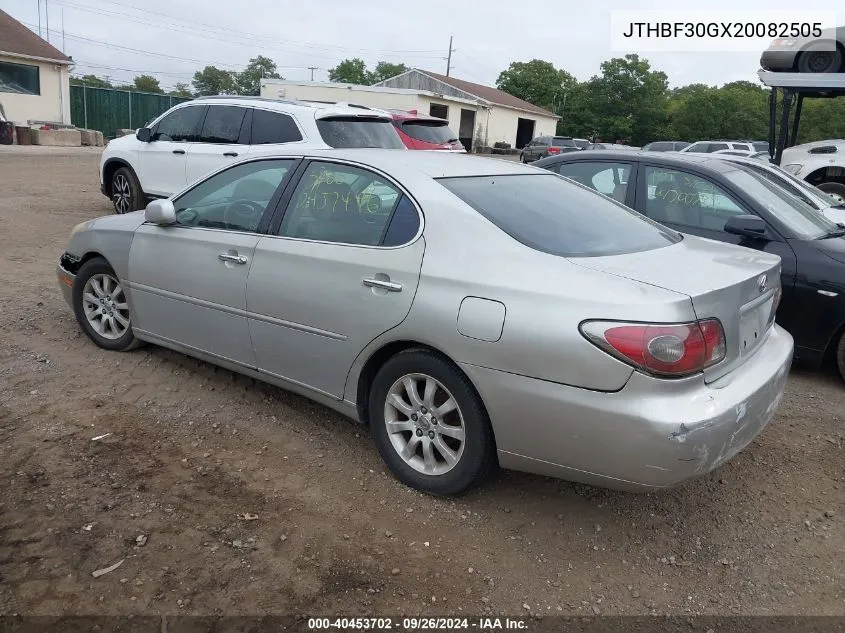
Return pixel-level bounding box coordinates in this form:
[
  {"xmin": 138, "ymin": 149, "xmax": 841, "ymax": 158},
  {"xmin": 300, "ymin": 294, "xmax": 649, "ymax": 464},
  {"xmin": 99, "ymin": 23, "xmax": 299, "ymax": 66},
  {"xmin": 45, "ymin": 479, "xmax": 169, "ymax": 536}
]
[{"xmin": 70, "ymin": 85, "xmax": 191, "ymax": 139}]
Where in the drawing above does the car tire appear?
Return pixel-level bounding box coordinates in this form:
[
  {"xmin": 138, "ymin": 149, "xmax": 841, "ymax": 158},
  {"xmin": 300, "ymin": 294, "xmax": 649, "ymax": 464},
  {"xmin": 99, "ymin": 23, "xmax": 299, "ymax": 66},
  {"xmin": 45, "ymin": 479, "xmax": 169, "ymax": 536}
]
[
  {"xmin": 818, "ymin": 182, "xmax": 845, "ymax": 205},
  {"xmin": 369, "ymin": 349, "xmax": 496, "ymax": 495},
  {"xmin": 111, "ymin": 166, "xmax": 144, "ymax": 214},
  {"xmin": 72, "ymin": 257, "xmax": 141, "ymax": 352},
  {"xmin": 836, "ymin": 332, "xmax": 845, "ymax": 382},
  {"xmin": 797, "ymin": 45, "xmax": 843, "ymax": 74}
]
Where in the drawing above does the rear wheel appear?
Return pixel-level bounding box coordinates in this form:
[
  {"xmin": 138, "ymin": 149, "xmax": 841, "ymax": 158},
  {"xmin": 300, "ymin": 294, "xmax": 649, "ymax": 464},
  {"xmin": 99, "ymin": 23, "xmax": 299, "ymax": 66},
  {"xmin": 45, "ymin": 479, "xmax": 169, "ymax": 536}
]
[
  {"xmin": 369, "ymin": 349, "xmax": 496, "ymax": 495},
  {"xmin": 111, "ymin": 166, "xmax": 144, "ymax": 214},
  {"xmin": 818, "ymin": 182, "xmax": 845, "ymax": 205},
  {"xmin": 72, "ymin": 258, "xmax": 141, "ymax": 352},
  {"xmin": 836, "ymin": 333, "xmax": 845, "ymax": 382}
]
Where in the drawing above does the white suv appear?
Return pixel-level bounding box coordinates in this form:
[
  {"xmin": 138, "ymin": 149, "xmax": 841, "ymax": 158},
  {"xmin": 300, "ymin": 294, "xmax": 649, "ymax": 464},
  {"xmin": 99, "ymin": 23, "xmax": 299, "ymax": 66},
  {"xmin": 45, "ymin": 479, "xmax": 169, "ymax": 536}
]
[
  {"xmin": 99, "ymin": 96, "xmax": 405, "ymax": 213},
  {"xmin": 680, "ymin": 140, "xmax": 768, "ymax": 154}
]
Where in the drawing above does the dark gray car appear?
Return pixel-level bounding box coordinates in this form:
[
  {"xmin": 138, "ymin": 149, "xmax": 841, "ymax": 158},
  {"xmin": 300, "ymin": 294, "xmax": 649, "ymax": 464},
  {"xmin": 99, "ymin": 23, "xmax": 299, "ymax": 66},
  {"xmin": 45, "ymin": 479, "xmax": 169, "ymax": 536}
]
[
  {"xmin": 760, "ymin": 25, "xmax": 845, "ymax": 73},
  {"xmin": 520, "ymin": 136, "xmax": 582, "ymax": 162}
]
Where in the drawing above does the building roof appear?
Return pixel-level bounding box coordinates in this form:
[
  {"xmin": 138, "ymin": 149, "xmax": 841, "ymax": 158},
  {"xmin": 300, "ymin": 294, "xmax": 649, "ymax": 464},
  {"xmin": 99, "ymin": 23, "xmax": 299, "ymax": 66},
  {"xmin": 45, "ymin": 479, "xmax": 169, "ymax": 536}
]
[
  {"xmin": 416, "ymin": 69, "xmax": 556, "ymax": 117},
  {"xmin": 0, "ymin": 9, "xmax": 71, "ymax": 64}
]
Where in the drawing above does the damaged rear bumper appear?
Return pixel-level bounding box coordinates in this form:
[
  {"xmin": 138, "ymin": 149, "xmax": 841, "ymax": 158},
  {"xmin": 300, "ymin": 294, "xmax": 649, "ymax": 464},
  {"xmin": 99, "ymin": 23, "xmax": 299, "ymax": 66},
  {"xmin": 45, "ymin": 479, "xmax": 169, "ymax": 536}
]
[{"xmin": 460, "ymin": 324, "xmax": 794, "ymax": 491}]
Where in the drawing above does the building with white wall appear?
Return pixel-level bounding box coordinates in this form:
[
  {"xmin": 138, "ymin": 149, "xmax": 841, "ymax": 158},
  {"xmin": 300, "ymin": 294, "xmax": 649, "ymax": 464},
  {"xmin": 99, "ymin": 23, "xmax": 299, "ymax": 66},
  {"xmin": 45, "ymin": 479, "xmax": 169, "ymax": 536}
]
[
  {"xmin": 261, "ymin": 69, "xmax": 558, "ymax": 151},
  {"xmin": 0, "ymin": 10, "xmax": 72, "ymax": 126}
]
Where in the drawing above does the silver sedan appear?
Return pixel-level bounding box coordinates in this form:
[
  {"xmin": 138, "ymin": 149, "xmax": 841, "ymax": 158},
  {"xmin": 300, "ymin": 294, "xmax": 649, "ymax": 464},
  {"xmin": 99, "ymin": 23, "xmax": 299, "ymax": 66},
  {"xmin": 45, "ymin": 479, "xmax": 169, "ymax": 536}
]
[{"xmin": 58, "ymin": 150, "xmax": 794, "ymax": 494}]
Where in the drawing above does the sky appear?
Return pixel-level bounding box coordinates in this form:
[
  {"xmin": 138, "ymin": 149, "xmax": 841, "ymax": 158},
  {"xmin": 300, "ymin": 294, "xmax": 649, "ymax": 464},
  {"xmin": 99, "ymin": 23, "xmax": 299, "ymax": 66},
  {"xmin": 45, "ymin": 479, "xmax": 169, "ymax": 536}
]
[{"xmin": 2, "ymin": 0, "xmax": 841, "ymax": 91}]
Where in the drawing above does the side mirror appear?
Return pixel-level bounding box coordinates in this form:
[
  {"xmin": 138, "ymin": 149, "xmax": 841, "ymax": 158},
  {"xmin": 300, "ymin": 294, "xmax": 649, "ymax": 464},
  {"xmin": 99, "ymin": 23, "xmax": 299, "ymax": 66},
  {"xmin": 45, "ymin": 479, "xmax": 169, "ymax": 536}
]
[
  {"xmin": 724, "ymin": 214, "xmax": 767, "ymax": 240},
  {"xmin": 144, "ymin": 199, "xmax": 176, "ymax": 225},
  {"xmin": 136, "ymin": 127, "xmax": 152, "ymax": 142}
]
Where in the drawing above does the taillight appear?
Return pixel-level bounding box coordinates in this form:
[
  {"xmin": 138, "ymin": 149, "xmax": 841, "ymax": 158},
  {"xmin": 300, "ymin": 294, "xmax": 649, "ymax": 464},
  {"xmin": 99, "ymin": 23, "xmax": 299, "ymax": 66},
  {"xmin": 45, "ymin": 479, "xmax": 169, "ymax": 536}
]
[
  {"xmin": 580, "ymin": 319, "xmax": 726, "ymax": 378},
  {"xmin": 547, "ymin": 147, "xmax": 560, "ymax": 154}
]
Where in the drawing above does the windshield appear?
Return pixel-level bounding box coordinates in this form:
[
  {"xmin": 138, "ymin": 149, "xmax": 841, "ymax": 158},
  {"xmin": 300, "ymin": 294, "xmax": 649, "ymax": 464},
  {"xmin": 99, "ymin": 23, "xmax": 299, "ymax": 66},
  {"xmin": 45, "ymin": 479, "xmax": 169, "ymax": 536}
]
[
  {"xmin": 400, "ymin": 120, "xmax": 457, "ymax": 144},
  {"xmin": 439, "ymin": 174, "xmax": 680, "ymax": 257},
  {"xmin": 316, "ymin": 117, "xmax": 405, "ymax": 149},
  {"xmin": 737, "ymin": 162, "xmax": 836, "ymax": 210},
  {"xmin": 724, "ymin": 169, "xmax": 838, "ymax": 240}
]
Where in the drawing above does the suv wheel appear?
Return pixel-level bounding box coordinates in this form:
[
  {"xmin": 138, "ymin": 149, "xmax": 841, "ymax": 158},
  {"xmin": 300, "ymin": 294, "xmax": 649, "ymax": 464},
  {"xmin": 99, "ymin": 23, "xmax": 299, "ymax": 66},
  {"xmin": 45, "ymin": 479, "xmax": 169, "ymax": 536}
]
[
  {"xmin": 818, "ymin": 182, "xmax": 845, "ymax": 206},
  {"xmin": 111, "ymin": 167, "xmax": 144, "ymax": 214},
  {"xmin": 369, "ymin": 349, "xmax": 496, "ymax": 495}
]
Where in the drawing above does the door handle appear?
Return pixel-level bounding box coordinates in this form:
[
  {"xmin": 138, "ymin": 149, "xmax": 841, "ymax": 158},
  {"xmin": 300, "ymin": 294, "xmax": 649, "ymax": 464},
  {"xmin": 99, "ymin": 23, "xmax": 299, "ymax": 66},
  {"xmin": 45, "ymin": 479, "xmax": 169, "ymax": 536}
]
[
  {"xmin": 363, "ymin": 277, "xmax": 402, "ymax": 292},
  {"xmin": 218, "ymin": 253, "xmax": 248, "ymax": 265},
  {"xmin": 223, "ymin": 151, "xmax": 239, "ymax": 157},
  {"xmin": 172, "ymin": 149, "xmax": 186, "ymax": 155}
]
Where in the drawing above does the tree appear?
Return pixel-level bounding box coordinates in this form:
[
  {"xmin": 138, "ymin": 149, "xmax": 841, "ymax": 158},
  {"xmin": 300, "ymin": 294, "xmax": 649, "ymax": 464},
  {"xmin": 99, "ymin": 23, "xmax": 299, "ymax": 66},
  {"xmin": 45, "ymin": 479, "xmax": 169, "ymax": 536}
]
[
  {"xmin": 70, "ymin": 74, "xmax": 112, "ymax": 88},
  {"xmin": 192, "ymin": 65, "xmax": 235, "ymax": 96},
  {"xmin": 132, "ymin": 74, "xmax": 163, "ymax": 93},
  {"xmin": 496, "ymin": 59, "xmax": 576, "ymax": 112},
  {"xmin": 328, "ymin": 58, "xmax": 371, "ymax": 85},
  {"xmin": 235, "ymin": 55, "xmax": 281, "ymax": 96},
  {"xmin": 170, "ymin": 82, "xmax": 194, "ymax": 98},
  {"xmin": 370, "ymin": 62, "xmax": 408, "ymax": 84}
]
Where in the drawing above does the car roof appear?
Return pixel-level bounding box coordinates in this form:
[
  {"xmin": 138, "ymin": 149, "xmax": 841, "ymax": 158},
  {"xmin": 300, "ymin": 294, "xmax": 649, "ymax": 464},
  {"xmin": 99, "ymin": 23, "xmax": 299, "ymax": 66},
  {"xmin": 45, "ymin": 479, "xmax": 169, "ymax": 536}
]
[
  {"xmin": 190, "ymin": 95, "xmax": 392, "ymax": 119},
  {"xmin": 249, "ymin": 148, "xmax": 539, "ymax": 179},
  {"xmin": 535, "ymin": 149, "xmax": 742, "ymax": 173}
]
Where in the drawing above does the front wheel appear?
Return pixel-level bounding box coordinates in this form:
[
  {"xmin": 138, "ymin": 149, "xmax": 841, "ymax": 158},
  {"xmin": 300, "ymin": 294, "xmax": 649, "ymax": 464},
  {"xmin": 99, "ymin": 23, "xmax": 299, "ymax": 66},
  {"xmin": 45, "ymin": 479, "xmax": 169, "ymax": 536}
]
[
  {"xmin": 369, "ymin": 349, "xmax": 496, "ymax": 495},
  {"xmin": 797, "ymin": 46, "xmax": 843, "ymax": 73},
  {"xmin": 836, "ymin": 333, "xmax": 845, "ymax": 383},
  {"xmin": 72, "ymin": 257, "xmax": 141, "ymax": 352},
  {"xmin": 818, "ymin": 182, "xmax": 845, "ymax": 206},
  {"xmin": 111, "ymin": 166, "xmax": 144, "ymax": 214}
]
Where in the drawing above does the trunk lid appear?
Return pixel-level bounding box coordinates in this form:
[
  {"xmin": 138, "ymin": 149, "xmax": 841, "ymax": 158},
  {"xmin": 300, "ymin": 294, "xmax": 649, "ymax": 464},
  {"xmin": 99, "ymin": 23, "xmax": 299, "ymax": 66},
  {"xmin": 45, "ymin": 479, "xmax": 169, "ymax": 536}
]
[{"xmin": 569, "ymin": 235, "xmax": 782, "ymax": 381}]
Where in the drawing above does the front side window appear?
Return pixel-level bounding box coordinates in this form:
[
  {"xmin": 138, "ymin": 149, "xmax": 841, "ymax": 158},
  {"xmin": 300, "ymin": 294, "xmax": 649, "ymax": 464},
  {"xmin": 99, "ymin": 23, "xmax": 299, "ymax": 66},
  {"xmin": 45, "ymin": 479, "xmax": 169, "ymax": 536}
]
[
  {"xmin": 251, "ymin": 109, "xmax": 303, "ymax": 144},
  {"xmin": 709, "ymin": 143, "xmax": 730, "ymax": 152},
  {"xmin": 439, "ymin": 174, "xmax": 678, "ymax": 257},
  {"xmin": 199, "ymin": 105, "xmax": 247, "ymax": 144},
  {"xmin": 686, "ymin": 142, "xmax": 708, "ymax": 153},
  {"xmin": 316, "ymin": 117, "xmax": 404, "ymax": 149},
  {"xmin": 279, "ymin": 162, "xmax": 416, "ymax": 246},
  {"xmin": 153, "ymin": 106, "xmax": 204, "ymax": 142},
  {"xmin": 643, "ymin": 167, "xmax": 745, "ymax": 231},
  {"xmin": 557, "ymin": 161, "xmax": 631, "ymax": 202},
  {"xmin": 172, "ymin": 159, "xmax": 294, "ymax": 232},
  {"xmin": 0, "ymin": 61, "xmax": 39, "ymax": 95}
]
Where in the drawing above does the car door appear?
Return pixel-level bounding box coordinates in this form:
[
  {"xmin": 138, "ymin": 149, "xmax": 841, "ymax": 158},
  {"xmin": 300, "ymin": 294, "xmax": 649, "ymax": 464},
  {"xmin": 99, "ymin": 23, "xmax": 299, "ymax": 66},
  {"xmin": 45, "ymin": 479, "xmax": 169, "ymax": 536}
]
[
  {"xmin": 138, "ymin": 104, "xmax": 205, "ymax": 197},
  {"xmin": 184, "ymin": 105, "xmax": 251, "ymax": 186},
  {"xmin": 634, "ymin": 163, "xmax": 798, "ymax": 314},
  {"xmin": 246, "ymin": 159, "xmax": 424, "ymax": 398},
  {"xmin": 127, "ymin": 158, "xmax": 298, "ymax": 366},
  {"xmin": 554, "ymin": 160, "xmax": 637, "ymax": 207}
]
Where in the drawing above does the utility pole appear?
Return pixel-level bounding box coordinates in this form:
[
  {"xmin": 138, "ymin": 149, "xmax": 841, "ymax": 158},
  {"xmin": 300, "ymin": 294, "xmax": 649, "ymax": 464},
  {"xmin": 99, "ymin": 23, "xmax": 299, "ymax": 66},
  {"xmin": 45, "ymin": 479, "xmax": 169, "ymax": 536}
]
[
  {"xmin": 445, "ymin": 36, "xmax": 456, "ymax": 77},
  {"xmin": 308, "ymin": 66, "xmax": 318, "ymax": 81},
  {"xmin": 45, "ymin": 0, "xmax": 50, "ymax": 43},
  {"xmin": 61, "ymin": 8, "xmax": 65, "ymax": 52},
  {"xmin": 37, "ymin": 0, "xmax": 42, "ymax": 36}
]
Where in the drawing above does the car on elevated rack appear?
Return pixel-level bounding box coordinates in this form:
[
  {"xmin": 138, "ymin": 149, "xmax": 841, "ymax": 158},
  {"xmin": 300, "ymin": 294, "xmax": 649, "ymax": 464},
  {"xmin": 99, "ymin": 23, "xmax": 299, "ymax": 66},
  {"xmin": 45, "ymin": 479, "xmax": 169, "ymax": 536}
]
[
  {"xmin": 761, "ymin": 26, "xmax": 845, "ymax": 73},
  {"xmin": 533, "ymin": 149, "xmax": 845, "ymax": 380},
  {"xmin": 59, "ymin": 149, "xmax": 791, "ymax": 494},
  {"xmin": 99, "ymin": 96, "xmax": 405, "ymax": 215},
  {"xmin": 386, "ymin": 109, "xmax": 464, "ymax": 152}
]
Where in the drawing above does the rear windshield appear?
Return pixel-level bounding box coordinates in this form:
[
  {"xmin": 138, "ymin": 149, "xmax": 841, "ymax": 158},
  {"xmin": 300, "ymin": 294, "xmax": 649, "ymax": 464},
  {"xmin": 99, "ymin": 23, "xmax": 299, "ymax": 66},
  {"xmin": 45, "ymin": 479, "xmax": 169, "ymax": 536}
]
[
  {"xmin": 552, "ymin": 138, "xmax": 576, "ymax": 147},
  {"xmin": 646, "ymin": 142, "xmax": 672, "ymax": 151},
  {"xmin": 316, "ymin": 117, "xmax": 405, "ymax": 149},
  {"xmin": 400, "ymin": 120, "xmax": 457, "ymax": 144},
  {"xmin": 439, "ymin": 174, "xmax": 680, "ymax": 257},
  {"xmin": 574, "ymin": 139, "xmax": 590, "ymax": 149}
]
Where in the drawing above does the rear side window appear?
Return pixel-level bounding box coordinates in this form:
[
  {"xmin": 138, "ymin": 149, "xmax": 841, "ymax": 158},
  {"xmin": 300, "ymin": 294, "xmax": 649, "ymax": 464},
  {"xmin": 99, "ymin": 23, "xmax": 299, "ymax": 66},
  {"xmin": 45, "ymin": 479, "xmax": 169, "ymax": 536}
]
[
  {"xmin": 251, "ymin": 109, "xmax": 303, "ymax": 144},
  {"xmin": 399, "ymin": 121, "xmax": 456, "ymax": 144},
  {"xmin": 316, "ymin": 117, "xmax": 404, "ymax": 149},
  {"xmin": 440, "ymin": 174, "xmax": 679, "ymax": 257}
]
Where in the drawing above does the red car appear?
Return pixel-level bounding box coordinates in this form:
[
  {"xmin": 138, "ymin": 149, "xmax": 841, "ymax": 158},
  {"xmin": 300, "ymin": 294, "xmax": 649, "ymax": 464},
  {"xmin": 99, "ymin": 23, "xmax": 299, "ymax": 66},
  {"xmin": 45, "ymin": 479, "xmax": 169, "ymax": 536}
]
[{"xmin": 388, "ymin": 110, "xmax": 465, "ymax": 151}]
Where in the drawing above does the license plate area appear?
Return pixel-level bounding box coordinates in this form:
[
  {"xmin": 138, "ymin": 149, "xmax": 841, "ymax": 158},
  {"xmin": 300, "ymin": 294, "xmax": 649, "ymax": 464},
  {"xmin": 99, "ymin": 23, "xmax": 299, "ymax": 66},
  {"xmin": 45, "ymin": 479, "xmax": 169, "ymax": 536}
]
[{"xmin": 739, "ymin": 295, "xmax": 773, "ymax": 357}]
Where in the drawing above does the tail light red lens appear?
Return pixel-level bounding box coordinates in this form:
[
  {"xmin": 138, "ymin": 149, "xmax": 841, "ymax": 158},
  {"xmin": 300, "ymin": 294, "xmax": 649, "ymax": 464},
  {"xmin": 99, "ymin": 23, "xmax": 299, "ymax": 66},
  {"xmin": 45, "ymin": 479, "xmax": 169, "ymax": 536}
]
[
  {"xmin": 581, "ymin": 319, "xmax": 726, "ymax": 378},
  {"xmin": 547, "ymin": 147, "xmax": 561, "ymax": 154}
]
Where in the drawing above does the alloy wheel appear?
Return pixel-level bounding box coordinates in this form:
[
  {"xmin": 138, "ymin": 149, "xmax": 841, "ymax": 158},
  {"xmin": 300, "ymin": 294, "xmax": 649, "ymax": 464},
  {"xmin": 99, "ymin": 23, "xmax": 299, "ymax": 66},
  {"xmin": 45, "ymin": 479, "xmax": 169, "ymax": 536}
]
[
  {"xmin": 112, "ymin": 174, "xmax": 131, "ymax": 214},
  {"xmin": 383, "ymin": 373, "xmax": 466, "ymax": 475},
  {"xmin": 82, "ymin": 273, "xmax": 130, "ymax": 340}
]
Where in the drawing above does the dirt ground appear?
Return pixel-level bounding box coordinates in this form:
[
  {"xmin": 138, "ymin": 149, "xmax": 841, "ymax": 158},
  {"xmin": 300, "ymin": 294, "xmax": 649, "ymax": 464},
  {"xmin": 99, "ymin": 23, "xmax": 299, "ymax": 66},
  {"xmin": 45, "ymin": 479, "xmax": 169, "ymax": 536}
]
[{"xmin": 0, "ymin": 147, "xmax": 842, "ymax": 620}]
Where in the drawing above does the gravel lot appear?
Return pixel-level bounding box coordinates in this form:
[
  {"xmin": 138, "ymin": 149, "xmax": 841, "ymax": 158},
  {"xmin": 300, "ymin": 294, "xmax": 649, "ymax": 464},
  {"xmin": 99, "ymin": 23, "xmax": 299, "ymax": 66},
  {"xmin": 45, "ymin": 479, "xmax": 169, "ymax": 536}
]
[{"xmin": 0, "ymin": 147, "xmax": 842, "ymax": 619}]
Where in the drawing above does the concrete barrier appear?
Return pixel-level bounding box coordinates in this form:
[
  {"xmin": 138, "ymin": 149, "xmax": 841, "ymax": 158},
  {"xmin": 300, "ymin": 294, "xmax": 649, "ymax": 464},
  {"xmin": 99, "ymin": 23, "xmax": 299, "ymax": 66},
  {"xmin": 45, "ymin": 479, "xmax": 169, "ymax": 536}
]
[
  {"xmin": 14, "ymin": 126, "xmax": 31, "ymax": 145},
  {"xmin": 79, "ymin": 129, "xmax": 98, "ymax": 146},
  {"xmin": 30, "ymin": 128, "xmax": 82, "ymax": 147},
  {"xmin": 95, "ymin": 131, "xmax": 104, "ymax": 146}
]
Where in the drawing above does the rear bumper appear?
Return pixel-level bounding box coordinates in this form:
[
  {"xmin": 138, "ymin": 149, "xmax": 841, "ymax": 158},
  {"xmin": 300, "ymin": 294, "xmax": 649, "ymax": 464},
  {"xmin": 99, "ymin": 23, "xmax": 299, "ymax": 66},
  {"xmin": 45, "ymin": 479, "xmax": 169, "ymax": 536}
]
[
  {"xmin": 461, "ymin": 324, "xmax": 794, "ymax": 491},
  {"xmin": 760, "ymin": 50, "xmax": 798, "ymax": 71}
]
